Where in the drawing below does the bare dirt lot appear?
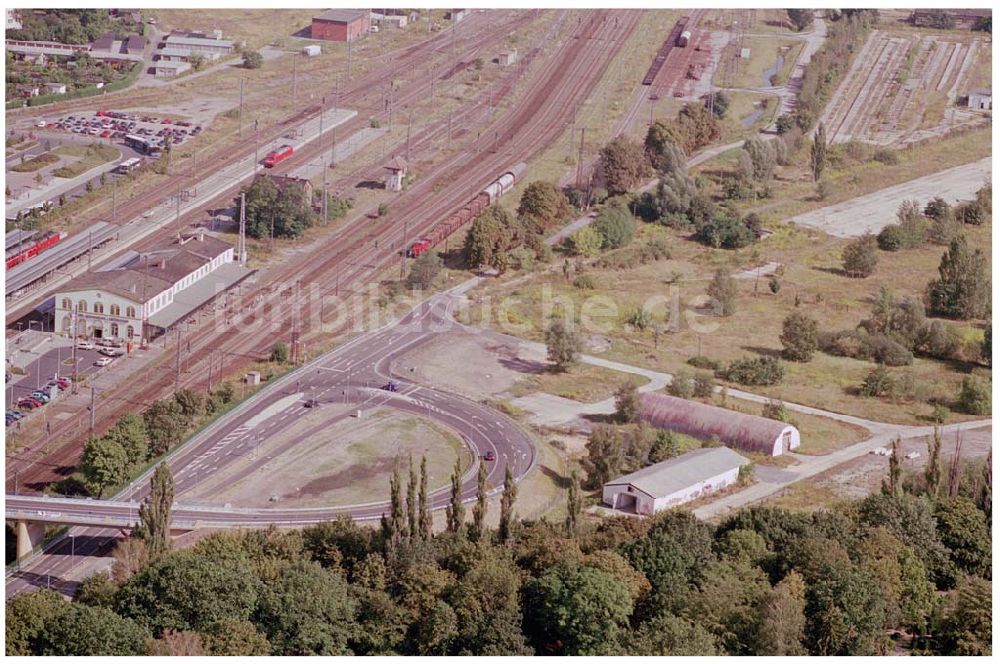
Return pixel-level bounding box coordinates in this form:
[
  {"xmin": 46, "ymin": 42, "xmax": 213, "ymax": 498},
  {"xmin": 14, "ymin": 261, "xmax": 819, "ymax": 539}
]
[
  {"xmin": 180, "ymin": 406, "xmax": 470, "ymax": 508},
  {"xmin": 766, "ymin": 425, "xmax": 992, "ymax": 509}
]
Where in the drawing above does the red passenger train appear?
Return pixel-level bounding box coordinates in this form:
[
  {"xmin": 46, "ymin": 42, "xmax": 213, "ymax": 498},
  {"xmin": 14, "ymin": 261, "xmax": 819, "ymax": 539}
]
[{"xmin": 5, "ymin": 231, "xmax": 64, "ymax": 270}]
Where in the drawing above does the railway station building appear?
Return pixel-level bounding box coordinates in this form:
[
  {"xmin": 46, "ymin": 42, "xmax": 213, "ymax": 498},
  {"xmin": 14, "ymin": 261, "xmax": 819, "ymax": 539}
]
[
  {"xmin": 54, "ymin": 232, "xmax": 252, "ymax": 344},
  {"xmin": 311, "ymin": 9, "xmax": 370, "ymax": 42},
  {"xmin": 638, "ymin": 392, "xmax": 800, "ymax": 457},
  {"xmin": 602, "ymin": 447, "xmax": 750, "ymax": 515}
]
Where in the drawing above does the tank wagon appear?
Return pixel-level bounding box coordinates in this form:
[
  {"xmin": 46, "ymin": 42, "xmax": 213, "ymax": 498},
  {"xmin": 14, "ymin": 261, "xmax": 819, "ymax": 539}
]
[
  {"xmin": 677, "ymin": 30, "xmax": 691, "ymax": 47},
  {"xmin": 408, "ymin": 162, "xmax": 527, "ymax": 256}
]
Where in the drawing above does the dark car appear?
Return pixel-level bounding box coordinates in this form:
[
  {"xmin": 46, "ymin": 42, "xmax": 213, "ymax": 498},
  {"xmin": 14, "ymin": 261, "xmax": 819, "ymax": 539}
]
[
  {"xmin": 382, "ymin": 381, "xmax": 399, "ymax": 392},
  {"xmin": 304, "ymin": 398, "xmax": 319, "ymax": 408},
  {"xmin": 482, "ymin": 451, "xmax": 496, "ymax": 462}
]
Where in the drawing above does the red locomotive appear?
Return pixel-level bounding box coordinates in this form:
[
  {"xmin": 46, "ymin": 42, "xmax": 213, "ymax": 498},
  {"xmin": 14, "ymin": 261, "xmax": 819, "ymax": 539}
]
[
  {"xmin": 6, "ymin": 231, "xmax": 64, "ymax": 270},
  {"xmin": 263, "ymin": 145, "xmax": 294, "ymax": 168}
]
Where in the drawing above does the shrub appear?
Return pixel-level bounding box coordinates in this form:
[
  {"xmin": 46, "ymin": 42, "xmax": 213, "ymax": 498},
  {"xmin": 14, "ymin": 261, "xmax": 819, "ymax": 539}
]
[
  {"xmin": 623, "ymin": 307, "xmax": 653, "ymax": 331},
  {"xmin": 842, "ymin": 233, "xmax": 879, "ymax": 277},
  {"xmin": 668, "ymin": 369, "xmax": 695, "ymax": 398},
  {"xmin": 877, "ymin": 224, "xmax": 905, "ymax": 251},
  {"xmin": 860, "ymin": 365, "xmax": 894, "ymax": 398},
  {"xmin": 957, "ymin": 374, "xmax": 991, "ymax": 415},
  {"xmin": 956, "ymin": 201, "xmax": 986, "ymax": 226},
  {"xmin": 780, "ymin": 311, "xmax": 819, "ymax": 361},
  {"xmin": 573, "ymin": 274, "xmax": 596, "ymax": 290},
  {"xmin": 762, "ymin": 399, "xmax": 791, "ymax": 422},
  {"xmin": 406, "ymin": 250, "xmax": 443, "ymax": 289},
  {"xmin": 819, "ymin": 329, "xmax": 913, "ymax": 366},
  {"xmin": 593, "ymin": 205, "xmax": 636, "ymax": 249},
  {"xmin": 567, "ymin": 226, "xmax": 603, "ymax": 257},
  {"xmin": 270, "ymin": 342, "xmax": 289, "ymax": 363},
  {"xmin": 695, "ymin": 214, "xmax": 755, "ymax": 249},
  {"xmin": 930, "ymin": 403, "xmax": 951, "ymax": 424},
  {"xmin": 692, "ymin": 371, "xmax": 715, "ymax": 398},
  {"xmin": 872, "ymin": 148, "xmax": 899, "ymax": 165},
  {"xmin": 687, "ymin": 355, "xmax": 721, "ymax": 371},
  {"xmin": 706, "ymin": 270, "xmax": 739, "ymax": 317},
  {"xmin": 722, "ymin": 356, "xmax": 784, "ymax": 386}
]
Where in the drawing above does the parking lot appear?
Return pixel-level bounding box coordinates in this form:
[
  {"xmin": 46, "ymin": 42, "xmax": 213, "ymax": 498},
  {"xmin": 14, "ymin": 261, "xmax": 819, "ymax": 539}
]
[
  {"xmin": 5, "ymin": 337, "xmax": 132, "ymax": 426},
  {"xmin": 38, "ymin": 109, "xmax": 203, "ymax": 151}
]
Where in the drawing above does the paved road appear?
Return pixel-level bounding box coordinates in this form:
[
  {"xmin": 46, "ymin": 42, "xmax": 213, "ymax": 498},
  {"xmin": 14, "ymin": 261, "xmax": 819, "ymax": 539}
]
[
  {"xmin": 5, "ymin": 282, "xmax": 535, "ymax": 598},
  {"xmin": 787, "ymin": 157, "xmax": 992, "ymax": 238}
]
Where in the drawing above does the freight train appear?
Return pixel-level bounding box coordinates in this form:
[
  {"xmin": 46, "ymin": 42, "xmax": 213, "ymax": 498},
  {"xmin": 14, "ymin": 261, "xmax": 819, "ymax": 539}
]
[
  {"xmin": 641, "ymin": 15, "xmax": 692, "ymax": 85},
  {"xmin": 5, "ymin": 230, "xmax": 65, "ymax": 270},
  {"xmin": 263, "ymin": 145, "xmax": 294, "ymax": 168},
  {"xmin": 408, "ymin": 162, "xmax": 527, "ymax": 257}
]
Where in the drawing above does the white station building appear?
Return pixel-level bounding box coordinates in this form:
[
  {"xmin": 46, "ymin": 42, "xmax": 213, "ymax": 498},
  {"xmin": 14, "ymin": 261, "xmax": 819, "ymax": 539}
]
[{"xmin": 54, "ymin": 232, "xmax": 250, "ymax": 344}]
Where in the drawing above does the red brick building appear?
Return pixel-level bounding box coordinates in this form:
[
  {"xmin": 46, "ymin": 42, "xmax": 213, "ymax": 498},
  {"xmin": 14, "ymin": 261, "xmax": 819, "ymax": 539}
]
[{"xmin": 311, "ymin": 9, "xmax": 370, "ymax": 42}]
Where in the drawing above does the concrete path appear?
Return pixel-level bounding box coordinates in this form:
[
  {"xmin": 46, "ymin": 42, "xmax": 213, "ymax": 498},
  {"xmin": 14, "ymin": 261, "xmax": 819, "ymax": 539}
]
[{"xmin": 786, "ymin": 157, "xmax": 992, "ymax": 238}]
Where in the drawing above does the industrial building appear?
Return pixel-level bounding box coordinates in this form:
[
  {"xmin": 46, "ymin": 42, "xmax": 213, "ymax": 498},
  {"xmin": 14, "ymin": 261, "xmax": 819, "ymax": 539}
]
[
  {"xmin": 54, "ymin": 232, "xmax": 252, "ymax": 343},
  {"xmin": 311, "ymin": 9, "xmax": 370, "ymax": 42},
  {"xmin": 638, "ymin": 392, "xmax": 800, "ymax": 456},
  {"xmin": 603, "ymin": 447, "xmax": 751, "ymax": 514},
  {"xmin": 162, "ymin": 32, "xmax": 234, "ymax": 56},
  {"xmin": 968, "ymin": 89, "xmax": 992, "ymax": 111}
]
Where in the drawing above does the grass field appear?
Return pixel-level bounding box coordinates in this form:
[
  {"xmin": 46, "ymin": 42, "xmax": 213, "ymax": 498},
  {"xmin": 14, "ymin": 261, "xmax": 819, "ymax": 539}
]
[
  {"xmin": 10, "ymin": 152, "xmax": 59, "ymax": 173},
  {"xmin": 52, "ymin": 143, "xmax": 120, "ymax": 178},
  {"xmin": 721, "ymin": 395, "xmax": 871, "ymax": 454},
  {"xmin": 508, "ymin": 362, "xmax": 650, "ymax": 403},
  {"xmin": 718, "ymin": 36, "xmax": 803, "ymax": 89}
]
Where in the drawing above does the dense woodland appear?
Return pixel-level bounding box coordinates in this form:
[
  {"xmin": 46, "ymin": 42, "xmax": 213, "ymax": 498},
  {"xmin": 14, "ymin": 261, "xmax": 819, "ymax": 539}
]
[{"xmin": 6, "ymin": 445, "xmax": 992, "ymax": 656}]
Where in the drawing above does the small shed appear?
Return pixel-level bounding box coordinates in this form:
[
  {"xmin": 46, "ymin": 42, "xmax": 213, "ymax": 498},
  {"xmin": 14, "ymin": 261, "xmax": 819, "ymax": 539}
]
[
  {"xmin": 639, "ymin": 392, "xmax": 800, "ymax": 456},
  {"xmin": 383, "ymin": 156, "xmax": 408, "ymax": 192},
  {"xmin": 43, "ymin": 82, "xmax": 67, "ymax": 95},
  {"xmin": 302, "ymin": 44, "xmax": 321, "ymax": 57},
  {"xmin": 603, "ymin": 447, "xmax": 750, "ymax": 515},
  {"xmin": 968, "ymin": 89, "xmax": 992, "ymax": 111},
  {"xmin": 499, "ymin": 48, "xmax": 518, "ymax": 66}
]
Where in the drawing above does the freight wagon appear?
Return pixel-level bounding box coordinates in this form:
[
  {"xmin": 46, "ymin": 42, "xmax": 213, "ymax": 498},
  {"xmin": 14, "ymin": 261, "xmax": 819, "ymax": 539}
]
[
  {"xmin": 641, "ymin": 16, "xmax": 691, "ymax": 85},
  {"xmin": 677, "ymin": 30, "xmax": 691, "ymax": 47},
  {"xmin": 263, "ymin": 145, "xmax": 294, "ymax": 168},
  {"xmin": 407, "ymin": 162, "xmax": 527, "ymax": 257},
  {"xmin": 5, "ymin": 230, "xmax": 65, "ymax": 270}
]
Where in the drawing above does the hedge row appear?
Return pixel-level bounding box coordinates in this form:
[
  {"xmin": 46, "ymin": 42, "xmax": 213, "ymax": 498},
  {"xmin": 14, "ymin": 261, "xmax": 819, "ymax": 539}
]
[{"xmin": 25, "ymin": 61, "xmax": 143, "ymax": 108}]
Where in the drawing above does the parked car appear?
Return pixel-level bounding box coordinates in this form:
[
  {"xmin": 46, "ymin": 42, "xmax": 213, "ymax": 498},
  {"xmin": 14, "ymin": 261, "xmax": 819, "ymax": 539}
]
[
  {"xmin": 482, "ymin": 450, "xmax": 496, "ymax": 462},
  {"xmin": 17, "ymin": 397, "xmax": 42, "ymax": 409},
  {"xmin": 381, "ymin": 381, "xmax": 399, "ymax": 392},
  {"xmin": 99, "ymin": 347, "xmax": 124, "ymax": 357},
  {"xmin": 76, "ymin": 340, "xmax": 95, "ymax": 350},
  {"xmin": 30, "ymin": 391, "xmax": 50, "ymax": 403},
  {"xmin": 304, "ymin": 398, "xmax": 320, "ymax": 408},
  {"xmin": 94, "ymin": 357, "xmax": 114, "ymax": 367},
  {"xmin": 7, "ymin": 410, "xmax": 24, "ymax": 420}
]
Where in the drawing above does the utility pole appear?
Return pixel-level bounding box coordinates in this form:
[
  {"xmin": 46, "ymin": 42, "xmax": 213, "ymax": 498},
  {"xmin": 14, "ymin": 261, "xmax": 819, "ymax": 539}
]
[
  {"xmin": 174, "ymin": 327, "xmax": 182, "ymax": 392},
  {"xmin": 347, "ymin": 38, "xmax": 353, "ymax": 78},
  {"xmin": 575, "ymin": 127, "xmax": 586, "ymax": 191},
  {"xmin": 399, "ymin": 219, "xmax": 408, "ymax": 279},
  {"xmin": 292, "ymin": 55, "xmax": 297, "ymax": 107},
  {"xmin": 253, "ymin": 120, "xmax": 260, "ymax": 173},
  {"xmin": 70, "ymin": 312, "xmax": 78, "ymax": 393},
  {"xmin": 330, "ymin": 121, "xmax": 337, "ymax": 166},
  {"xmin": 87, "ymin": 228, "xmax": 93, "ymax": 270},
  {"xmin": 174, "ymin": 181, "xmax": 182, "ymax": 239},
  {"xmin": 405, "ymin": 107, "xmax": 412, "ymax": 161},
  {"xmin": 238, "ymin": 78, "xmax": 245, "ymax": 137},
  {"xmin": 111, "ymin": 177, "xmax": 117, "ymax": 222},
  {"xmin": 322, "ymin": 164, "xmax": 328, "ymax": 225},
  {"xmin": 89, "ymin": 387, "xmax": 96, "ymax": 433},
  {"xmin": 238, "ymin": 192, "xmax": 246, "ymax": 265}
]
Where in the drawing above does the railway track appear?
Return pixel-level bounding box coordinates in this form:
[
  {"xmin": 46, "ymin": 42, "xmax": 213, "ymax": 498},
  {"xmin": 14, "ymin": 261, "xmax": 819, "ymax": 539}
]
[{"xmin": 7, "ymin": 10, "xmax": 641, "ymax": 492}]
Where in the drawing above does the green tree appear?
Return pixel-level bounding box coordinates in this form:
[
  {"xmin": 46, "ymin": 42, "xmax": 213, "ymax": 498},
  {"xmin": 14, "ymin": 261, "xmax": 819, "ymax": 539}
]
[
  {"xmin": 445, "ymin": 456, "xmax": 465, "ymax": 534},
  {"xmin": 593, "ymin": 204, "xmax": 636, "ymax": 249},
  {"xmin": 173, "ymin": 388, "xmax": 204, "ymax": 425},
  {"xmin": 464, "ymin": 205, "xmax": 519, "ymax": 270},
  {"xmin": 842, "ymin": 232, "xmax": 879, "ymax": 277},
  {"xmin": 934, "ymin": 575, "xmax": 992, "ymax": 655},
  {"xmin": 628, "ymin": 613, "xmax": 720, "ymax": 655},
  {"xmin": 235, "ymin": 176, "xmax": 315, "ymax": 240},
  {"xmin": 133, "ymin": 463, "xmax": 174, "ymax": 560},
  {"xmin": 200, "ymin": 619, "xmax": 271, "ymax": 656},
  {"xmin": 981, "ymin": 323, "xmax": 991, "ymax": 365},
  {"xmin": 644, "ymin": 130, "xmax": 688, "ymax": 174},
  {"xmin": 754, "ymin": 570, "xmax": 807, "ymax": 655},
  {"xmin": 255, "ymin": 559, "xmax": 358, "ymax": 655},
  {"xmin": 780, "ymin": 311, "xmax": 819, "ymax": 361},
  {"xmin": 74, "ymin": 571, "xmax": 118, "ymax": 609},
  {"xmin": 143, "ymin": 398, "xmax": 184, "ymax": 457},
  {"xmin": 5, "ymin": 589, "xmax": 69, "ymax": 656},
  {"xmin": 882, "ymin": 437, "xmax": 903, "ymax": 496},
  {"xmin": 544, "ymin": 317, "xmax": 582, "ymax": 370},
  {"xmin": 524, "ymin": 563, "xmax": 634, "ymax": 655},
  {"xmin": 406, "ymin": 457, "xmax": 418, "ymax": 542},
  {"xmin": 810, "ymin": 122, "xmax": 827, "ymax": 182},
  {"xmin": 406, "ymin": 250, "xmax": 442, "ymax": 289},
  {"xmin": 567, "ymin": 224, "xmax": 603, "ymax": 257},
  {"xmin": 187, "ymin": 51, "xmax": 206, "ymax": 71},
  {"xmin": 498, "ymin": 462, "xmax": 517, "ymax": 544},
  {"xmin": 934, "ymin": 496, "xmax": 991, "ymax": 578},
  {"xmin": 270, "ymin": 341, "xmax": 289, "ymax": 363},
  {"xmin": 742, "ymin": 136, "xmax": 776, "ymax": 183},
  {"xmin": 565, "ymin": 468, "xmax": 581, "ymax": 535},
  {"xmin": 957, "ymin": 373, "xmax": 991, "ymax": 415},
  {"xmin": 470, "ymin": 461, "xmax": 488, "ymax": 542},
  {"xmin": 786, "ymin": 8, "xmax": 813, "ymax": 31},
  {"xmin": 649, "ymin": 429, "xmax": 682, "ymax": 463},
  {"xmin": 804, "ymin": 560, "xmax": 888, "ymax": 655},
  {"xmin": 418, "ymin": 456, "xmax": 432, "ymax": 540},
  {"xmin": 925, "ymin": 234, "xmax": 990, "ymax": 319},
  {"xmin": 707, "ymin": 269, "xmax": 739, "ymax": 316},
  {"xmin": 80, "ymin": 436, "xmax": 130, "ymax": 497},
  {"xmin": 614, "ymin": 379, "xmax": 640, "ymax": 423},
  {"xmin": 857, "ymin": 492, "xmax": 953, "ymax": 586},
  {"xmin": 599, "ymin": 136, "xmax": 650, "ymax": 196},
  {"xmin": 450, "ymin": 554, "xmax": 531, "ymax": 655},
  {"xmin": 242, "ymin": 49, "xmax": 263, "ymax": 69},
  {"xmin": 584, "ymin": 424, "xmax": 622, "ymax": 488},
  {"xmin": 38, "ymin": 604, "xmax": 149, "ymax": 656},
  {"xmin": 517, "ymin": 180, "xmax": 571, "ymax": 231},
  {"xmin": 106, "ymin": 413, "xmax": 149, "ymax": 467}
]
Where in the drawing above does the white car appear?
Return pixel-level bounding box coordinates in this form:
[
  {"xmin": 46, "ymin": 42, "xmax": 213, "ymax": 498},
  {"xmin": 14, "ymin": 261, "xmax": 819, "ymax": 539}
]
[
  {"xmin": 76, "ymin": 341, "xmax": 95, "ymax": 350},
  {"xmin": 94, "ymin": 357, "xmax": 113, "ymax": 367},
  {"xmin": 98, "ymin": 347, "xmax": 124, "ymax": 357}
]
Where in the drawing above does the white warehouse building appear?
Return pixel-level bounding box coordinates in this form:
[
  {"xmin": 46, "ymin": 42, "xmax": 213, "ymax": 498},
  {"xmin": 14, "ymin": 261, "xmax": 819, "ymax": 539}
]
[{"xmin": 603, "ymin": 447, "xmax": 750, "ymax": 515}]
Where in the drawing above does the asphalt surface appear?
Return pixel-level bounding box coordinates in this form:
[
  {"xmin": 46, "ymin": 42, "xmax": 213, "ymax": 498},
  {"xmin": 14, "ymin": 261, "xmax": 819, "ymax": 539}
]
[{"xmin": 5, "ymin": 285, "xmax": 536, "ymax": 597}]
